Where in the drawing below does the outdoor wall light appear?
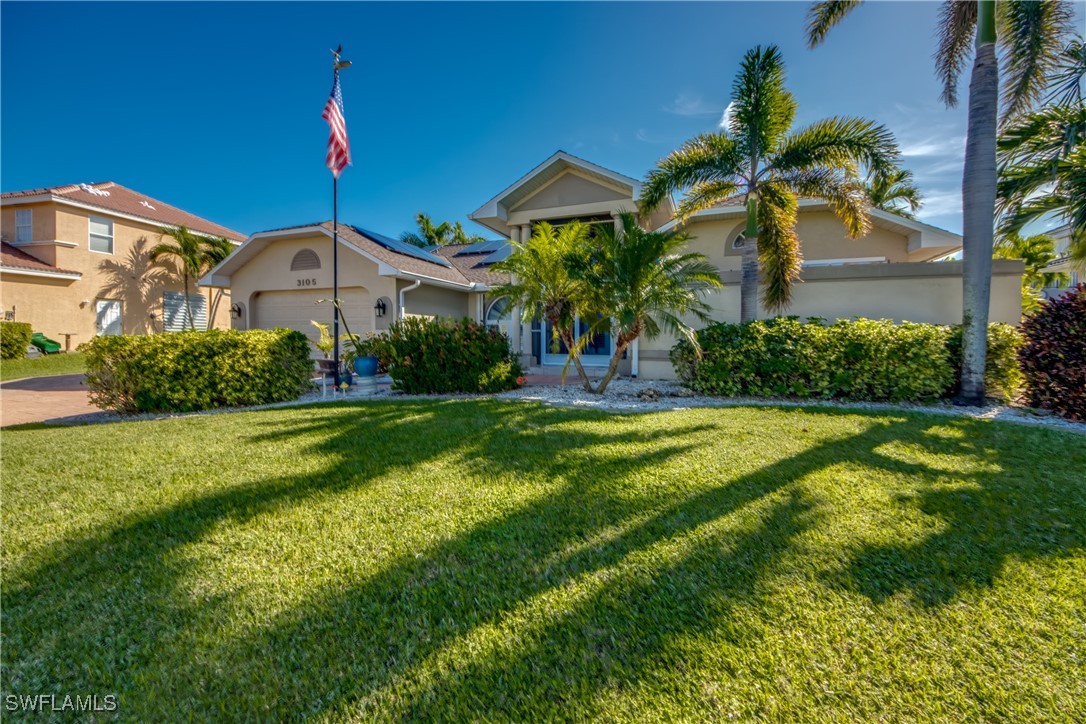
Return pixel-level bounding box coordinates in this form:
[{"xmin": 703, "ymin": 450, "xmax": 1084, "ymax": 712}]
[
  {"xmin": 374, "ymin": 299, "xmax": 387, "ymax": 318},
  {"xmin": 229, "ymin": 303, "xmax": 243, "ymax": 319}
]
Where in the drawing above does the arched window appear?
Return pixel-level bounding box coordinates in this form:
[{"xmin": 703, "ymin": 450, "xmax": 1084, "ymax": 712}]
[
  {"xmin": 486, "ymin": 297, "xmax": 510, "ymax": 332},
  {"xmin": 290, "ymin": 249, "xmax": 321, "ymax": 271}
]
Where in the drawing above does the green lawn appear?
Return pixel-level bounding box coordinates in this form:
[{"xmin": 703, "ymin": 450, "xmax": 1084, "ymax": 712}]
[
  {"xmin": 0, "ymin": 352, "xmax": 85, "ymax": 381},
  {"xmin": 2, "ymin": 400, "xmax": 1084, "ymax": 720}
]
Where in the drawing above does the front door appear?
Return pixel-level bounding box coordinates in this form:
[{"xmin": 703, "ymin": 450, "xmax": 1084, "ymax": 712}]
[
  {"xmin": 542, "ymin": 316, "xmax": 613, "ymax": 366},
  {"xmin": 95, "ymin": 300, "xmax": 122, "ymax": 336}
]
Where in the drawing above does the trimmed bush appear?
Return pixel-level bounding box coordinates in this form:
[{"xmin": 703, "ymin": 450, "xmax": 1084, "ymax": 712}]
[
  {"xmin": 1018, "ymin": 283, "xmax": 1086, "ymax": 421},
  {"xmin": 0, "ymin": 321, "xmax": 33, "ymax": 360},
  {"xmin": 84, "ymin": 329, "xmax": 313, "ymax": 413},
  {"xmin": 382, "ymin": 316, "xmax": 522, "ymax": 394},
  {"xmin": 946, "ymin": 322, "xmax": 1024, "ymax": 402},
  {"xmin": 672, "ymin": 317, "xmax": 1023, "ymax": 403}
]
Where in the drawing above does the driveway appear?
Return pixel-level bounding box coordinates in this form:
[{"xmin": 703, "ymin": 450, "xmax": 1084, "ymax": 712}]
[{"xmin": 0, "ymin": 374, "xmax": 97, "ymax": 427}]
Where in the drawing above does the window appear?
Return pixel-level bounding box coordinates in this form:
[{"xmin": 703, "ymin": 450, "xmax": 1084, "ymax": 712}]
[
  {"xmin": 89, "ymin": 216, "xmax": 114, "ymax": 254},
  {"xmin": 15, "ymin": 209, "xmax": 32, "ymax": 243},
  {"xmin": 290, "ymin": 249, "xmax": 321, "ymax": 271},
  {"xmin": 162, "ymin": 292, "xmax": 207, "ymax": 332},
  {"xmin": 485, "ymin": 297, "xmax": 510, "ymax": 333}
]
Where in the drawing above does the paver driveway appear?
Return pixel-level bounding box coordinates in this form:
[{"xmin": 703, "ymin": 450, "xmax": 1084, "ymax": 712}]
[{"xmin": 0, "ymin": 374, "xmax": 97, "ymax": 427}]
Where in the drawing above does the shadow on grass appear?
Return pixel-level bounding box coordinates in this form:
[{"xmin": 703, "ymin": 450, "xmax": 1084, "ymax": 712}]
[{"xmin": 3, "ymin": 400, "xmax": 1083, "ymax": 718}]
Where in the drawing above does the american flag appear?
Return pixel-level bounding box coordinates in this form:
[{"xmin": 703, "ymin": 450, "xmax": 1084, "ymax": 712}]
[{"xmin": 322, "ymin": 72, "xmax": 351, "ymax": 178}]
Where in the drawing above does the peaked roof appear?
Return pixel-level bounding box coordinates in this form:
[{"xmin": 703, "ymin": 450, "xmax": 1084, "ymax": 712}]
[
  {"xmin": 470, "ymin": 151, "xmax": 658, "ymax": 235},
  {"xmin": 1, "ymin": 182, "xmax": 246, "ymax": 241},
  {"xmin": 1, "ymin": 241, "xmax": 81, "ymax": 277},
  {"xmin": 200, "ymin": 221, "xmax": 487, "ymax": 289}
]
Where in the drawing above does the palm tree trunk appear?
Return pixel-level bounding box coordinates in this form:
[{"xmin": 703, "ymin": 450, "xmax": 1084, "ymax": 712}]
[
  {"xmin": 957, "ymin": 2, "xmax": 998, "ymax": 406},
  {"xmin": 740, "ymin": 238, "xmax": 760, "ymax": 323},
  {"xmin": 183, "ymin": 271, "xmax": 196, "ymax": 331},
  {"xmin": 593, "ymin": 338, "xmax": 631, "ymax": 395},
  {"xmin": 558, "ymin": 328, "xmax": 595, "ymax": 393}
]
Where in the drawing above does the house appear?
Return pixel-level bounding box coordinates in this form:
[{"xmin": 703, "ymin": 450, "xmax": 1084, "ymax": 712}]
[
  {"xmin": 1041, "ymin": 223, "xmax": 1082, "ymax": 299},
  {"xmin": 1, "ymin": 182, "xmax": 245, "ymax": 348},
  {"xmin": 201, "ymin": 151, "xmax": 1024, "ymax": 379}
]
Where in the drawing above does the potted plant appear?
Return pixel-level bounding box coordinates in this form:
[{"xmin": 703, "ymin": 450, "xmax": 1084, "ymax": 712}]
[
  {"xmin": 310, "ymin": 320, "xmax": 338, "ymax": 378},
  {"xmin": 316, "ymin": 301, "xmax": 381, "ymax": 379}
]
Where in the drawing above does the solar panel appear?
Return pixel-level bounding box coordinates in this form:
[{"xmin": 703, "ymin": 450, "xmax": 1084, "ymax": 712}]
[
  {"xmin": 454, "ymin": 238, "xmax": 505, "ymax": 256},
  {"xmin": 480, "ymin": 244, "xmax": 513, "ymax": 265},
  {"xmin": 349, "ymin": 226, "xmax": 452, "ymax": 268}
]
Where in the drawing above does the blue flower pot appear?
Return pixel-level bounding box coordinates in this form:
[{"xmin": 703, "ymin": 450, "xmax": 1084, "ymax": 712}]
[{"xmin": 353, "ymin": 355, "xmax": 379, "ymax": 378}]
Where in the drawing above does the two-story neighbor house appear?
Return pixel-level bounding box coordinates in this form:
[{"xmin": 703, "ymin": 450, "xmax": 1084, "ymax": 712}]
[
  {"xmin": 1, "ymin": 182, "xmax": 245, "ymax": 348},
  {"xmin": 201, "ymin": 151, "xmax": 1024, "ymax": 380}
]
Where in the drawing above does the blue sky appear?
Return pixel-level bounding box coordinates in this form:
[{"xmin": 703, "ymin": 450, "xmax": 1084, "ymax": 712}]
[{"xmin": 3, "ymin": 2, "xmax": 1078, "ymax": 239}]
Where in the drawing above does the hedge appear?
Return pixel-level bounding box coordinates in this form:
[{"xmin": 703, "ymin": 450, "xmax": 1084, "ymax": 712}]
[
  {"xmin": 0, "ymin": 321, "xmax": 33, "ymax": 360},
  {"xmin": 671, "ymin": 317, "xmax": 1022, "ymax": 403},
  {"xmin": 84, "ymin": 329, "xmax": 313, "ymax": 413},
  {"xmin": 381, "ymin": 316, "xmax": 522, "ymax": 394},
  {"xmin": 1018, "ymin": 283, "xmax": 1086, "ymax": 421}
]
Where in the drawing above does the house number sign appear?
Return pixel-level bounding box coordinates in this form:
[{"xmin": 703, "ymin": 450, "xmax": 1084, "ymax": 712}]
[{"xmin": 296, "ymin": 278, "xmax": 317, "ymax": 287}]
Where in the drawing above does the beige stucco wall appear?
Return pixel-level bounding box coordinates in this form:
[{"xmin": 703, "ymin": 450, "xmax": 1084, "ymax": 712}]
[
  {"xmin": 397, "ymin": 279, "xmax": 472, "ymax": 320},
  {"xmin": 1, "ymin": 202, "xmax": 231, "ymax": 347}
]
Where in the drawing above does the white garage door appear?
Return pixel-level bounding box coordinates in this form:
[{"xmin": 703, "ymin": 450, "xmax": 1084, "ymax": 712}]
[{"xmin": 252, "ymin": 287, "xmax": 370, "ymax": 345}]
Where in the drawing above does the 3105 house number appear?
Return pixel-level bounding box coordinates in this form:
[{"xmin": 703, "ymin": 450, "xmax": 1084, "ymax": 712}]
[{"xmin": 296, "ymin": 278, "xmax": 317, "ymax": 287}]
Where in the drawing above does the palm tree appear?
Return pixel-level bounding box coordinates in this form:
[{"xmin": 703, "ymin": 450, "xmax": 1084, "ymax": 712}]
[
  {"xmin": 489, "ymin": 221, "xmax": 597, "ymax": 391},
  {"xmin": 639, "ymin": 45, "xmax": 901, "ymax": 321},
  {"xmin": 97, "ymin": 237, "xmax": 173, "ymax": 334},
  {"xmin": 399, "ymin": 212, "xmax": 486, "ymax": 248},
  {"xmin": 571, "ymin": 212, "xmax": 722, "ymax": 394},
  {"xmin": 865, "ymin": 167, "xmax": 923, "ymax": 218},
  {"xmin": 993, "ymin": 232, "xmax": 1070, "ymax": 311},
  {"xmin": 997, "ymin": 41, "xmax": 1086, "ymax": 265},
  {"xmin": 150, "ymin": 225, "xmax": 224, "ymax": 331},
  {"xmin": 806, "ymin": 0, "xmax": 1076, "ymax": 405}
]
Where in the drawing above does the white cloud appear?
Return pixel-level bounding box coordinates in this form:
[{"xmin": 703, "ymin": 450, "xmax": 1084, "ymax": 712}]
[
  {"xmin": 719, "ymin": 101, "xmax": 736, "ymax": 130},
  {"xmin": 663, "ymin": 91, "xmax": 719, "ymax": 117},
  {"xmin": 636, "ymin": 128, "xmax": 668, "ymax": 144}
]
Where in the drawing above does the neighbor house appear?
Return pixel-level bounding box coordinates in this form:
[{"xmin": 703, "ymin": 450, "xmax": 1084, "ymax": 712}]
[
  {"xmin": 201, "ymin": 151, "xmax": 1024, "ymax": 379},
  {"xmin": 1041, "ymin": 223, "xmax": 1082, "ymax": 300},
  {"xmin": 1, "ymin": 182, "xmax": 245, "ymax": 348}
]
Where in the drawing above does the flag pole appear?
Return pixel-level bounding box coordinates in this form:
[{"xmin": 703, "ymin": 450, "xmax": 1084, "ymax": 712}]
[
  {"xmin": 325, "ymin": 44, "xmax": 351, "ymax": 389},
  {"xmin": 333, "ymin": 171, "xmax": 340, "ymax": 388}
]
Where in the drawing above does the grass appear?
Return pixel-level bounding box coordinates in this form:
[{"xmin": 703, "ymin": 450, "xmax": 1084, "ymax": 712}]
[
  {"xmin": 0, "ymin": 352, "xmax": 85, "ymax": 382},
  {"xmin": 2, "ymin": 400, "xmax": 1084, "ymax": 720}
]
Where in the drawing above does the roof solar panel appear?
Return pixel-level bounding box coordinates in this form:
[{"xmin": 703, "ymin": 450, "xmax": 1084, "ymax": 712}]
[
  {"xmin": 349, "ymin": 226, "xmax": 452, "ymax": 268},
  {"xmin": 480, "ymin": 244, "xmax": 513, "ymax": 265},
  {"xmin": 454, "ymin": 238, "xmax": 504, "ymax": 256}
]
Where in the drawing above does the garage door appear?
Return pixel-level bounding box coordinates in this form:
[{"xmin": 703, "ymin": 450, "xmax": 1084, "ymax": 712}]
[{"xmin": 252, "ymin": 287, "xmax": 370, "ymax": 344}]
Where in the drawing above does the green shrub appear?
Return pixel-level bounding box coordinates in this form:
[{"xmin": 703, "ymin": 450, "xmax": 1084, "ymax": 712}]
[
  {"xmin": 1018, "ymin": 283, "xmax": 1086, "ymax": 421},
  {"xmin": 84, "ymin": 329, "xmax": 313, "ymax": 413},
  {"xmin": 946, "ymin": 323, "xmax": 1024, "ymax": 402},
  {"xmin": 672, "ymin": 317, "xmax": 1021, "ymax": 403},
  {"xmin": 0, "ymin": 321, "xmax": 33, "ymax": 360},
  {"xmin": 382, "ymin": 317, "xmax": 522, "ymax": 394}
]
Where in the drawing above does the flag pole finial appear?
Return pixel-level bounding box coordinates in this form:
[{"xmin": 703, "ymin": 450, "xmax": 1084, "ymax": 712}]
[{"xmin": 331, "ymin": 45, "xmax": 352, "ymax": 71}]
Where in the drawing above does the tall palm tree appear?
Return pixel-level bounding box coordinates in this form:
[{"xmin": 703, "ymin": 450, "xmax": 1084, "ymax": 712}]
[
  {"xmin": 806, "ymin": 0, "xmax": 1075, "ymax": 405},
  {"xmin": 399, "ymin": 212, "xmax": 486, "ymax": 248},
  {"xmin": 865, "ymin": 167, "xmax": 923, "ymax": 218},
  {"xmin": 572, "ymin": 212, "xmax": 722, "ymax": 394},
  {"xmin": 150, "ymin": 225, "xmax": 225, "ymax": 331},
  {"xmin": 490, "ymin": 221, "xmax": 597, "ymax": 391},
  {"xmin": 639, "ymin": 45, "xmax": 901, "ymax": 321}
]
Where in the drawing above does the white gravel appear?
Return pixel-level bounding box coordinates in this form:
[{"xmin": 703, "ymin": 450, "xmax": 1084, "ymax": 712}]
[{"xmin": 31, "ymin": 375, "xmax": 1086, "ymax": 435}]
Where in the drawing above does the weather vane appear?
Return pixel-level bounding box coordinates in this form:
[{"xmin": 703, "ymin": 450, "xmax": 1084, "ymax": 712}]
[{"xmin": 331, "ymin": 44, "xmax": 352, "ymax": 71}]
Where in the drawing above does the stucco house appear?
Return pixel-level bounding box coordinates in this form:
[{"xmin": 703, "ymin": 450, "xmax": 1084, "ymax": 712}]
[
  {"xmin": 201, "ymin": 151, "xmax": 1024, "ymax": 380},
  {"xmin": 1, "ymin": 182, "xmax": 245, "ymax": 348}
]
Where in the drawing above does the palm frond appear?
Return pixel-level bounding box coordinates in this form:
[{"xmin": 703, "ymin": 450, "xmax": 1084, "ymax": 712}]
[
  {"xmin": 998, "ymin": 0, "xmax": 1076, "ymax": 123},
  {"xmin": 756, "ymin": 184, "xmax": 802, "ymax": 311},
  {"xmin": 770, "ymin": 116, "xmax": 900, "ymax": 178},
  {"xmin": 1049, "ymin": 37, "xmax": 1086, "ymax": 106},
  {"xmin": 805, "ymin": 0, "xmax": 864, "ymax": 47},
  {"xmin": 776, "ymin": 168, "xmax": 870, "ymax": 237},
  {"xmin": 865, "ymin": 167, "xmax": 923, "ymax": 217},
  {"xmin": 730, "ymin": 45, "xmax": 797, "ymax": 160},
  {"xmin": 674, "ymin": 180, "xmax": 743, "ymax": 223},
  {"xmin": 639, "ymin": 133, "xmax": 745, "ymax": 213},
  {"xmin": 934, "ymin": 0, "xmax": 978, "ymax": 108}
]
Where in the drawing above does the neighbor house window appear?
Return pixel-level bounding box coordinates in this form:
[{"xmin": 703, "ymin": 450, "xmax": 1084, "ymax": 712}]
[
  {"xmin": 15, "ymin": 209, "xmax": 32, "ymax": 243},
  {"xmin": 89, "ymin": 216, "xmax": 114, "ymax": 254}
]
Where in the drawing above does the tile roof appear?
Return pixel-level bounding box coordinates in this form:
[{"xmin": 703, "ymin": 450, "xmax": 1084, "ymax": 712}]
[
  {"xmin": 0, "ymin": 242, "xmax": 81, "ymax": 276},
  {"xmin": 1, "ymin": 182, "xmax": 245, "ymax": 241}
]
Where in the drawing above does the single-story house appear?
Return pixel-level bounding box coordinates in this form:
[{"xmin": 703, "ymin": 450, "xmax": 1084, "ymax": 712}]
[
  {"xmin": 1, "ymin": 182, "xmax": 246, "ymax": 346},
  {"xmin": 200, "ymin": 151, "xmax": 1024, "ymax": 380}
]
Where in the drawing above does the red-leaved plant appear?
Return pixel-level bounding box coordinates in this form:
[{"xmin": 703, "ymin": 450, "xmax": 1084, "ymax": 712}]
[{"xmin": 1018, "ymin": 283, "xmax": 1086, "ymax": 421}]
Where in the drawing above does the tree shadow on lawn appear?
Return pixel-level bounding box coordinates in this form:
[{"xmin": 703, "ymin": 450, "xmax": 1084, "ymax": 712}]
[{"xmin": 4, "ymin": 401, "xmax": 1083, "ymax": 718}]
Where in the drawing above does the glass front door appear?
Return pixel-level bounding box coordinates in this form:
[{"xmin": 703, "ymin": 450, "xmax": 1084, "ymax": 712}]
[{"xmin": 542, "ymin": 316, "xmax": 612, "ymax": 366}]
